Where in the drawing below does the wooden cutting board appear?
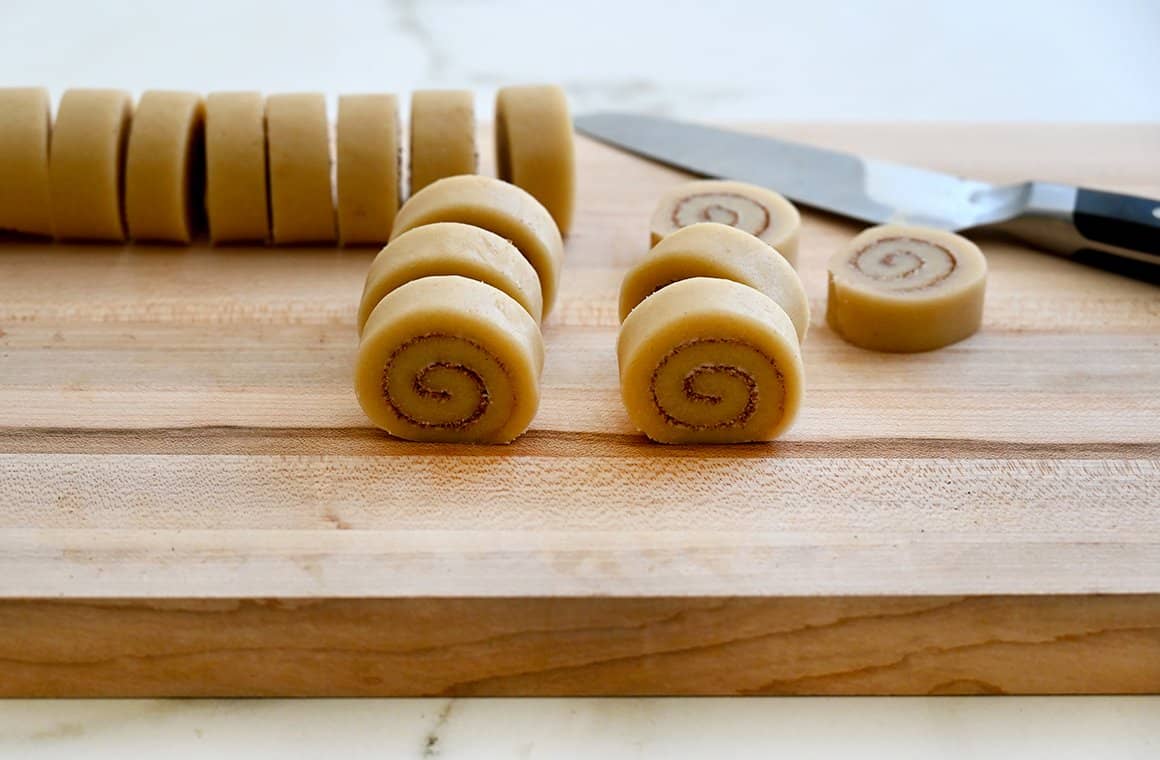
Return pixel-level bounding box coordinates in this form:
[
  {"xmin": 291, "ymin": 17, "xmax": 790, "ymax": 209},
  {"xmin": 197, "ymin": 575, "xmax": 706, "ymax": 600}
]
[{"xmin": 1, "ymin": 124, "xmax": 1158, "ymax": 696}]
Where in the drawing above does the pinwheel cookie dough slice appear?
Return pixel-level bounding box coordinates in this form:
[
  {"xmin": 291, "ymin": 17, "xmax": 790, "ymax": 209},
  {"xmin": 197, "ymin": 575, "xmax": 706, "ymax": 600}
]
[
  {"xmin": 495, "ymin": 84, "xmax": 576, "ymax": 235},
  {"xmin": 124, "ymin": 90, "xmax": 206, "ymax": 243},
  {"xmin": 337, "ymin": 93, "xmax": 400, "ymax": 245},
  {"xmin": 266, "ymin": 93, "xmax": 336, "ymax": 244},
  {"xmin": 0, "ymin": 87, "xmax": 53, "ymax": 236},
  {"xmin": 650, "ymin": 179, "xmax": 801, "ymax": 265},
  {"xmin": 618, "ymin": 277, "xmax": 804, "ymax": 444},
  {"xmin": 409, "ymin": 89, "xmax": 476, "ymax": 194},
  {"xmin": 827, "ymin": 224, "xmax": 987, "ymax": 353},
  {"xmin": 358, "ymin": 222, "xmax": 543, "ymax": 334},
  {"xmin": 205, "ymin": 91, "xmax": 268, "ymax": 243},
  {"xmin": 49, "ymin": 88, "xmax": 133, "ymax": 241},
  {"xmin": 391, "ymin": 175, "xmax": 565, "ymax": 315},
  {"xmin": 619, "ymin": 222, "xmax": 809, "ymax": 341},
  {"xmin": 355, "ymin": 275, "xmax": 544, "ymax": 444}
]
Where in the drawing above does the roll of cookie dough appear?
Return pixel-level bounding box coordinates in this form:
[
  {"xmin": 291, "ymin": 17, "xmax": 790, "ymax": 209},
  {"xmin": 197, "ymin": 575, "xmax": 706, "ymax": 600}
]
[
  {"xmin": 827, "ymin": 224, "xmax": 987, "ymax": 353},
  {"xmin": 355, "ymin": 275, "xmax": 544, "ymax": 444},
  {"xmin": 650, "ymin": 179, "xmax": 801, "ymax": 265},
  {"xmin": 618, "ymin": 277, "xmax": 804, "ymax": 444},
  {"xmin": 0, "ymin": 87, "xmax": 53, "ymax": 236},
  {"xmin": 390, "ymin": 175, "xmax": 565, "ymax": 316},
  {"xmin": 409, "ymin": 90, "xmax": 476, "ymax": 194},
  {"xmin": 337, "ymin": 93, "xmax": 400, "ymax": 245},
  {"xmin": 205, "ymin": 91, "xmax": 268, "ymax": 243},
  {"xmin": 495, "ymin": 84, "xmax": 576, "ymax": 236},
  {"xmin": 124, "ymin": 90, "xmax": 205, "ymax": 243},
  {"xmin": 49, "ymin": 88, "xmax": 133, "ymax": 241},
  {"xmin": 358, "ymin": 222, "xmax": 542, "ymax": 335},
  {"xmin": 266, "ymin": 93, "xmax": 335, "ymax": 244},
  {"xmin": 619, "ymin": 222, "xmax": 809, "ymax": 341}
]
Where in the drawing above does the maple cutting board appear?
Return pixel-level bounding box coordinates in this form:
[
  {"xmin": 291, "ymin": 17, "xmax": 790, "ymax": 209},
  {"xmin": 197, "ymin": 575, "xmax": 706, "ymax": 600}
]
[{"xmin": 0, "ymin": 124, "xmax": 1158, "ymax": 697}]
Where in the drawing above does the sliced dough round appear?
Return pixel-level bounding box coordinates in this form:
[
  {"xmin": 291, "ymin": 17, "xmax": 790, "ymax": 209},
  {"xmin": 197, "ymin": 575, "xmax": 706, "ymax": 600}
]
[
  {"xmin": 619, "ymin": 222, "xmax": 809, "ymax": 341},
  {"xmin": 390, "ymin": 175, "xmax": 564, "ymax": 316},
  {"xmin": 409, "ymin": 89, "xmax": 475, "ymax": 194},
  {"xmin": 337, "ymin": 93, "xmax": 400, "ymax": 245},
  {"xmin": 0, "ymin": 87, "xmax": 53, "ymax": 236},
  {"xmin": 358, "ymin": 222, "xmax": 543, "ymax": 334},
  {"xmin": 266, "ymin": 93, "xmax": 335, "ymax": 244},
  {"xmin": 826, "ymin": 223, "xmax": 987, "ymax": 353},
  {"xmin": 650, "ymin": 179, "xmax": 801, "ymax": 265},
  {"xmin": 618, "ymin": 277, "xmax": 804, "ymax": 444},
  {"xmin": 206, "ymin": 91, "xmax": 268, "ymax": 244},
  {"xmin": 355, "ymin": 275, "xmax": 544, "ymax": 444},
  {"xmin": 124, "ymin": 90, "xmax": 205, "ymax": 243},
  {"xmin": 495, "ymin": 84, "xmax": 576, "ymax": 236},
  {"xmin": 49, "ymin": 88, "xmax": 133, "ymax": 241}
]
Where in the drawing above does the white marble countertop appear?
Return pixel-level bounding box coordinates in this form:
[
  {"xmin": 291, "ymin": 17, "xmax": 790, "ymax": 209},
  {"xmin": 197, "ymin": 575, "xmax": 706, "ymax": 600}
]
[{"xmin": 1, "ymin": 0, "xmax": 1158, "ymax": 756}]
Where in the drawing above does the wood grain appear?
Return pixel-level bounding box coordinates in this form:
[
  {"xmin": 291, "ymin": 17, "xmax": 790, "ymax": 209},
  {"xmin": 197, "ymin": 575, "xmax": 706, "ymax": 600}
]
[{"xmin": 0, "ymin": 123, "xmax": 1158, "ymax": 695}]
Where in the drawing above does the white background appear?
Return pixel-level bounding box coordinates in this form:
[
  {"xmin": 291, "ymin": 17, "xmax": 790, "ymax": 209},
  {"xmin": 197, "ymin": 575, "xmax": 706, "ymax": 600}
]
[{"xmin": 1, "ymin": 0, "xmax": 1158, "ymax": 756}]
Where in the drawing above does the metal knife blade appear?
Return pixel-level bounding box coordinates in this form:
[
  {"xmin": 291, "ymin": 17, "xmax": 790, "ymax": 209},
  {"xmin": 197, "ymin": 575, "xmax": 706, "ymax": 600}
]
[{"xmin": 574, "ymin": 112, "xmax": 1002, "ymax": 231}]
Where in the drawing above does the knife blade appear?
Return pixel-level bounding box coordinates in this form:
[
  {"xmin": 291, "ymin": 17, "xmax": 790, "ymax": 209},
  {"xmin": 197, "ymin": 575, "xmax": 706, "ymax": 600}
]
[{"xmin": 574, "ymin": 112, "xmax": 1160, "ymax": 281}]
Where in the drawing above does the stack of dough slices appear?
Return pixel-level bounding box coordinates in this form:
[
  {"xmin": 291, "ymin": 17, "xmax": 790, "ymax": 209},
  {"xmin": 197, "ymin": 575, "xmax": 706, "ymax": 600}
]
[
  {"xmin": 617, "ymin": 221, "xmax": 809, "ymax": 444},
  {"xmin": 353, "ymin": 175, "xmax": 564, "ymax": 444}
]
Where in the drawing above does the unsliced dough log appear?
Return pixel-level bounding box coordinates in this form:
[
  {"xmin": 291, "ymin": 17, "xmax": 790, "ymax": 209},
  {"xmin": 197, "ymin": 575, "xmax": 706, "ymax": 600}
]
[
  {"xmin": 337, "ymin": 93, "xmax": 400, "ymax": 245},
  {"xmin": 619, "ymin": 222, "xmax": 809, "ymax": 341},
  {"xmin": 206, "ymin": 91, "xmax": 268, "ymax": 243},
  {"xmin": 618, "ymin": 277, "xmax": 804, "ymax": 444},
  {"xmin": 495, "ymin": 84, "xmax": 576, "ymax": 236},
  {"xmin": 124, "ymin": 90, "xmax": 205, "ymax": 243},
  {"xmin": 266, "ymin": 93, "xmax": 336, "ymax": 244},
  {"xmin": 355, "ymin": 275, "xmax": 544, "ymax": 444},
  {"xmin": 391, "ymin": 175, "xmax": 565, "ymax": 316},
  {"xmin": 826, "ymin": 223, "xmax": 987, "ymax": 353},
  {"xmin": 409, "ymin": 90, "xmax": 475, "ymax": 194},
  {"xmin": 650, "ymin": 179, "xmax": 801, "ymax": 265},
  {"xmin": 0, "ymin": 87, "xmax": 53, "ymax": 236},
  {"xmin": 49, "ymin": 88, "xmax": 133, "ymax": 241},
  {"xmin": 358, "ymin": 222, "xmax": 542, "ymax": 335}
]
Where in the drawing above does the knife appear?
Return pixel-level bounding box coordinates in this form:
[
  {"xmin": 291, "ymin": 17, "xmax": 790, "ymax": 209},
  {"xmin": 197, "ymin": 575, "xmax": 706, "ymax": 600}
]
[{"xmin": 574, "ymin": 112, "xmax": 1160, "ymax": 282}]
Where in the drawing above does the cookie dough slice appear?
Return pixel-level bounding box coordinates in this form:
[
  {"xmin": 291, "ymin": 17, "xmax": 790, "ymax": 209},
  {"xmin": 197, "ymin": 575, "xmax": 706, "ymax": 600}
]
[
  {"xmin": 266, "ymin": 92, "xmax": 336, "ymax": 244},
  {"xmin": 124, "ymin": 90, "xmax": 205, "ymax": 243},
  {"xmin": 358, "ymin": 222, "xmax": 542, "ymax": 334},
  {"xmin": 206, "ymin": 91, "xmax": 268, "ymax": 243},
  {"xmin": 337, "ymin": 93, "xmax": 400, "ymax": 245},
  {"xmin": 495, "ymin": 84, "xmax": 576, "ymax": 235},
  {"xmin": 650, "ymin": 179, "xmax": 801, "ymax": 265},
  {"xmin": 0, "ymin": 87, "xmax": 53, "ymax": 236},
  {"xmin": 826, "ymin": 224, "xmax": 987, "ymax": 353},
  {"xmin": 355, "ymin": 275, "xmax": 544, "ymax": 444},
  {"xmin": 391, "ymin": 175, "xmax": 564, "ymax": 316},
  {"xmin": 619, "ymin": 222, "xmax": 809, "ymax": 341},
  {"xmin": 49, "ymin": 88, "xmax": 133, "ymax": 241},
  {"xmin": 409, "ymin": 89, "xmax": 476, "ymax": 194},
  {"xmin": 618, "ymin": 277, "xmax": 804, "ymax": 444}
]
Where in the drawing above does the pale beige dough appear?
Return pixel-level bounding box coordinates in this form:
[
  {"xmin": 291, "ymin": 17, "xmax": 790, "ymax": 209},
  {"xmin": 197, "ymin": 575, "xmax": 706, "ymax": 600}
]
[
  {"xmin": 826, "ymin": 224, "xmax": 987, "ymax": 353},
  {"xmin": 650, "ymin": 179, "xmax": 801, "ymax": 265},
  {"xmin": 49, "ymin": 88, "xmax": 133, "ymax": 241},
  {"xmin": 0, "ymin": 87, "xmax": 53, "ymax": 236},
  {"xmin": 266, "ymin": 93, "xmax": 336, "ymax": 244},
  {"xmin": 205, "ymin": 91, "xmax": 268, "ymax": 243},
  {"xmin": 124, "ymin": 90, "xmax": 205, "ymax": 243},
  {"xmin": 337, "ymin": 93, "xmax": 400, "ymax": 245},
  {"xmin": 409, "ymin": 90, "xmax": 476, "ymax": 194},
  {"xmin": 618, "ymin": 277, "xmax": 804, "ymax": 444},
  {"xmin": 619, "ymin": 222, "xmax": 809, "ymax": 341},
  {"xmin": 390, "ymin": 175, "xmax": 565, "ymax": 316},
  {"xmin": 355, "ymin": 275, "xmax": 544, "ymax": 444},
  {"xmin": 358, "ymin": 222, "xmax": 543, "ymax": 334},
  {"xmin": 495, "ymin": 84, "xmax": 576, "ymax": 236}
]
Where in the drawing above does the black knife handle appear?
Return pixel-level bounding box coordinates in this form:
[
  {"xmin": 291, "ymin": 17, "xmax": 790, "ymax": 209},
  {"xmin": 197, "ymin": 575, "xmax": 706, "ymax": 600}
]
[{"xmin": 1073, "ymin": 188, "xmax": 1160, "ymax": 260}]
